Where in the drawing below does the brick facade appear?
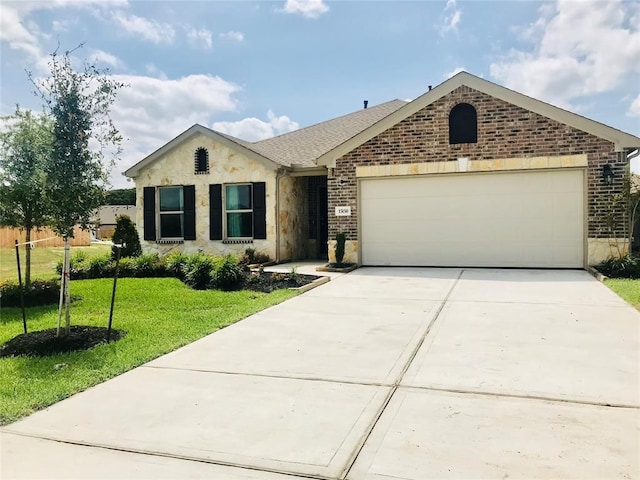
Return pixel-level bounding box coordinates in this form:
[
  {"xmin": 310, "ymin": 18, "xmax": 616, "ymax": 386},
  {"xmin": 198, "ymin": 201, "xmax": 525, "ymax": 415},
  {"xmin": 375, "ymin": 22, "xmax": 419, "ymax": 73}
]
[{"xmin": 328, "ymin": 86, "xmax": 626, "ymax": 241}]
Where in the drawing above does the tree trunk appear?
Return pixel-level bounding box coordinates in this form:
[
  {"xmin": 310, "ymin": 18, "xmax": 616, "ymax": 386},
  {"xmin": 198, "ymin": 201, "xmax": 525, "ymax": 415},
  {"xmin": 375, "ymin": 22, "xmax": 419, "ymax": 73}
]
[
  {"xmin": 64, "ymin": 237, "xmax": 71, "ymax": 335},
  {"xmin": 24, "ymin": 228, "xmax": 32, "ymax": 288},
  {"xmin": 56, "ymin": 240, "xmax": 66, "ymax": 337}
]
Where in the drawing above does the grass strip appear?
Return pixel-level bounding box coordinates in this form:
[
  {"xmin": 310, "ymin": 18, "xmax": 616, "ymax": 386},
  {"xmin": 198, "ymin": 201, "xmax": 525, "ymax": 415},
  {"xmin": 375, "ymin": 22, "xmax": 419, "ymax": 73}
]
[{"xmin": 604, "ymin": 278, "xmax": 640, "ymax": 310}]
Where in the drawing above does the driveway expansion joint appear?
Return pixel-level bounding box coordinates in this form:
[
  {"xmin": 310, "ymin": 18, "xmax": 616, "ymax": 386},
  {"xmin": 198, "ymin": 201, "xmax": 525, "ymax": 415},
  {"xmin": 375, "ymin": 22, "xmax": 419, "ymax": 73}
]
[
  {"xmin": 397, "ymin": 385, "xmax": 640, "ymax": 410},
  {"xmin": 341, "ymin": 269, "xmax": 465, "ymax": 479}
]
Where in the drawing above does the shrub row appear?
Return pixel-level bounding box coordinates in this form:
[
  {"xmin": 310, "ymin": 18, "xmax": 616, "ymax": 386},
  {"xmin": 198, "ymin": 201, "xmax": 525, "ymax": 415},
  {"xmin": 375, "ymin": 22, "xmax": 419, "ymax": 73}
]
[
  {"xmin": 55, "ymin": 251, "xmax": 247, "ymax": 290},
  {"xmin": 1, "ymin": 280, "xmax": 62, "ymax": 308}
]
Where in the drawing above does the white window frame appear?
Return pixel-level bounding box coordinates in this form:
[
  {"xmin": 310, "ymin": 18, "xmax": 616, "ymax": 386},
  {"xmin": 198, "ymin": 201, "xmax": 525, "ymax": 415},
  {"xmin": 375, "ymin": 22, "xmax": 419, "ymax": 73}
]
[
  {"xmin": 224, "ymin": 183, "xmax": 253, "ymax": 239},
  {"xmin": 158, "ymin": 186, "xmax": 184, "ymax": 240}
]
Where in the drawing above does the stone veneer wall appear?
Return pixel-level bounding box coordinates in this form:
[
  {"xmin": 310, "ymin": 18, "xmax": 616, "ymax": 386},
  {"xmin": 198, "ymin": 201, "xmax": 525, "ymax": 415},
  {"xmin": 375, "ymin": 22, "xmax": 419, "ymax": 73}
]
[
  {"xmin": 328, "ymin": 86, "xmax": 626, "ymax": 265},
  {"xmin": 135, "ymin": 133, "xmax": 279, "ymax": 259},
  {"xmin": 278, "ymin": 175, "xmax": 308, "ymax": 261}
]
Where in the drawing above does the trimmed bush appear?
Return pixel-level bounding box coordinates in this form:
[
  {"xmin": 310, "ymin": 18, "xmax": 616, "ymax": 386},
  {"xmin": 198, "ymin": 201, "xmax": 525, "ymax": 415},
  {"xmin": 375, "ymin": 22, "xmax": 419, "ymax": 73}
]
[
  {"xmin": 111, "ymin": 215, "xmax": 142, "ymax": 259},
  {"xmin": 1, "ymin": 280, "xmax": 62, "ymax": 308},
  {"xmin": 134, "ymin": 253, "xmax": 163, "ymax": 278},
  {"xmin": 212, "ymin": 255, "xmax": 244, "ymax": 290},
  {"xmin": 86, "ymin": 254, "xmax": 113, "ymax": 278},
  {"xmin": 182, "ymin": 253, "xmax": 215, "ymax": 290},
  {"xmin": 164, "ymin": 251, "xmax": 190, "ymax": 280}
]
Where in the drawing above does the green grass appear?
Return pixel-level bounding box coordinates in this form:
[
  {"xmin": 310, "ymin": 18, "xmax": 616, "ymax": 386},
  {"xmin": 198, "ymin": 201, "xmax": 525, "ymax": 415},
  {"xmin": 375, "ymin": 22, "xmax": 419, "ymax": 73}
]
[
  {"xmin": 605, "ymin": 278, "xmax": 640, "ymax": 310},
  {"xmin": 0, "ymin": 277, "xmax": 296, "ymax": 425},
  {"xmin": 1, "ymin": 244, "xmax": 111, "ymax": 282}
]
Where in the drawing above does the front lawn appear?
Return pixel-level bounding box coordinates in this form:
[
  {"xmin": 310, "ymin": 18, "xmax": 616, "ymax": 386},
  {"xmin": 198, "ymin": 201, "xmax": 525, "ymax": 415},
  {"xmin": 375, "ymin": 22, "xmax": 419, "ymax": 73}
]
[
  {"xmin": 0, "ymin": 277, "xmax": 296, "ymax": 425},
  {"xmin": 604, "ymin": 278, "xmax": 640, "ymax": 310}
]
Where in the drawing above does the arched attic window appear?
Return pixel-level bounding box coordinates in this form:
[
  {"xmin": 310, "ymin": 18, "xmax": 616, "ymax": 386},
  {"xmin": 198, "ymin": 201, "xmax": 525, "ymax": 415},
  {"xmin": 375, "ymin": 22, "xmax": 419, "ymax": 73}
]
[
  {"xmin": 194, "ymin": 147, "xmax": 209, "ymax": 174},
  {"xmin": 449, "ymin": 103, "xmax": 477, "ymax": 144}
]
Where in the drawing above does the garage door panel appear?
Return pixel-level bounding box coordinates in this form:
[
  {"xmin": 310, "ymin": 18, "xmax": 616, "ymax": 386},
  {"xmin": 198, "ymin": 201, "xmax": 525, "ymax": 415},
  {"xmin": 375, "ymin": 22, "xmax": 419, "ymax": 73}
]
[{"xmin": 360, "ymin": 170, "xmax": 584, "ymax": 268}]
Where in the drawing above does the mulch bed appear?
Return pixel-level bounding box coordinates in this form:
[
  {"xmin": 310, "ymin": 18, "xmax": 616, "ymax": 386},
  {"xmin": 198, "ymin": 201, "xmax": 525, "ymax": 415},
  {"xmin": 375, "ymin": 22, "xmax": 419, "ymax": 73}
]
[
  {"xmin": 243, "ymin": 272, "xmax": 320, "ymax": 293},
  {"xmin": 0, "ymin": 326, "xmax": 124, "ymax": 358}
]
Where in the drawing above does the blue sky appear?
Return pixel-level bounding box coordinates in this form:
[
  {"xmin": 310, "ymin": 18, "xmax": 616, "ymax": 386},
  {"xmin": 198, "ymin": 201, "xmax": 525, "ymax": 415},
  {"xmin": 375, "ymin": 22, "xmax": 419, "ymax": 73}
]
[{"xmin": 1, "ymin": 0, "xmax": 639, "ymax": 188}]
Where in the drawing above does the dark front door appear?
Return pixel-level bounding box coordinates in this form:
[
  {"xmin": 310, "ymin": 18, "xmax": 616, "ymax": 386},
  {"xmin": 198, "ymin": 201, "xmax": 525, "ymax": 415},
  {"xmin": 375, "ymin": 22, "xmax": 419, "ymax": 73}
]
[{"xmin": 317, "ymin": 184, "xmax": 328, "ymax": 258}]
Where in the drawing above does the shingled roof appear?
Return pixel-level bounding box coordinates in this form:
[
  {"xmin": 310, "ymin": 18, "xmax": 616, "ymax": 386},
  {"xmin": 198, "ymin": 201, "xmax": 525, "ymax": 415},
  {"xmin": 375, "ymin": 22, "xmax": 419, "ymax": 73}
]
[
  {"xmin": 244, "ymin": 99, "xmax": 407, "ymax": 168},
  {"xmin": 125, "ymin": 99, "xmax": 408, "ymax": 177}
]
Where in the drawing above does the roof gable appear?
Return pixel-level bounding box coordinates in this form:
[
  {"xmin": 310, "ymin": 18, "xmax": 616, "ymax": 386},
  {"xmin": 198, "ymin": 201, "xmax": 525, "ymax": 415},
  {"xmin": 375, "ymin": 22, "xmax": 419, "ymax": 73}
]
[
  {"xmin": 317, "ymin": 72, "xmax": 640, "ymax": 167},
  {"xmin": 124, "ymin": 124, "xmax": 280, "ymax": 178}
]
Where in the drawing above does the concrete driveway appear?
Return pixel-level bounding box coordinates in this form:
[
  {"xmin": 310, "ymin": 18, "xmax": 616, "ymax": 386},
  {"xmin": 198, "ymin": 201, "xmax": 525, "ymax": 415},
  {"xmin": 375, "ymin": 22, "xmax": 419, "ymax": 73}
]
[{"xmin": 2, "ymin": 268, "xmax": 638, "ymax": 479}]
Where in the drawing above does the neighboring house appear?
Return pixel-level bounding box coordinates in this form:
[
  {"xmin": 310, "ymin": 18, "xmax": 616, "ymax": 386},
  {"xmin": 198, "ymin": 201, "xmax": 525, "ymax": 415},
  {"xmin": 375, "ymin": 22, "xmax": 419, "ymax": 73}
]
[
  {"xmin": 124, "ymin": 72, "xmax": 640, "ymax": 268},
  {"xmin": 94, "ymin": 205, "xmax": 136, "ymax": 239}
]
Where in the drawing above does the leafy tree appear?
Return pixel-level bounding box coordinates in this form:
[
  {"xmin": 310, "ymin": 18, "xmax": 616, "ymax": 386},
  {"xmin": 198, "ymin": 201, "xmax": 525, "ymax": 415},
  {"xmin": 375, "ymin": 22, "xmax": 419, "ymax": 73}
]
[
  {"xmin": 0, "ymin": 107, "xmax": 54, "ymax": 287},
  {"xmin": 105, "ymin": 188, "xmax": 135, "ymax": 205},
  {"xmin": 30, "ymin": 46, "xmax": 125, "ymax": 335},
  {"xmin": 111, "ymin": 215, "xmax": 141, "ymax": 259}
]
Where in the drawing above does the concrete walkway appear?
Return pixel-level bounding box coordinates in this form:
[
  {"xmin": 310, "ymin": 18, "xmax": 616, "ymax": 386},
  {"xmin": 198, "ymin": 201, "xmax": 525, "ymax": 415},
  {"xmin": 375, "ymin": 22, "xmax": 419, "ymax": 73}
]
[{"xmin": 2, "ymin": 268, "xmax": 638, "ymax": 479}]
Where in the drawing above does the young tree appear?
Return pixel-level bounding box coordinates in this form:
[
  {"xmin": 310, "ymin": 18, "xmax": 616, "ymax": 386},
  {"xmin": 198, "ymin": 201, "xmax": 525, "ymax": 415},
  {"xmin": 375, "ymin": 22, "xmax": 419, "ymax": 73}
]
[
  {"xmin": 111, "ymin": 215, "xmax": 141, "ymax": 259},
  {"xmin": 31, "ymin": 47, "xmax": 125, "ymax": 335},
  {"xmin": 0, "ymin": 107, "xmax": 54, "ymax": 287}
]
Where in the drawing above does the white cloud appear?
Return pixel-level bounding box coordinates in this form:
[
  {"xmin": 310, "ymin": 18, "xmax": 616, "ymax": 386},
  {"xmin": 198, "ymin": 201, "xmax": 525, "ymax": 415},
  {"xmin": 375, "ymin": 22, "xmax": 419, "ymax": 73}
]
[
  {"xmin": 444, "ymin": 66, "xmax": 465, "ymax": 79},
  {"xmin": 282, "ymin": 0, "xmax": 329, "ymax": 19},
  {"xmin": 89, "ymin": 49, "xmax": 123, "ymax": 69},
  {"xmin": 112, "ymin": 12, "xmax": 175, "ymax": 44},
  {"xmin": 490, "ymin": 0, "xmax": 640, "ymax": 110},
  {"xmin": 187, "ymin": 28, "xmax": 213, "ymax": 49},
  {"xmin": 144, "ymin": 63, "xmax": 167, "ymax": 80},
  {"xmin": 212, "ymin": 110, "xmax": 299, "ymax": 142},
  {"xmin": 111, "ymin": 74, "xmax": 241, "ymax": 187},
  {"xmin": 219, "ymin": 31, "xmax": 244, "ymax": 42},
  {"xmin": 628, "ymin": 94, "xmax": 640, "ymax": 117},
  {"xmin": 0, "ymin": 0, "xmax": 128, "ymax": 70},
  {"xmin": 440, "ymin": 0, "xmax": 462, "ymax": 35}
]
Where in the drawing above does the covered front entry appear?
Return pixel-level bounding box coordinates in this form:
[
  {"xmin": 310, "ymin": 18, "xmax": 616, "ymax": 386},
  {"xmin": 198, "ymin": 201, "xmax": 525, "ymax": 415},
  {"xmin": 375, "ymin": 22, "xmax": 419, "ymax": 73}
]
[{"xmin": 360, "ymin": 169, "xmax": 585, "ymax": 267}]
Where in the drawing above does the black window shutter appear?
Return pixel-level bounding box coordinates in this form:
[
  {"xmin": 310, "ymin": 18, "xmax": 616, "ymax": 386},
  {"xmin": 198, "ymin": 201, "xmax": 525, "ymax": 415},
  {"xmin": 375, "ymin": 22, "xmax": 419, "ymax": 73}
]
[
  {"xmin": 143, "ymin": 187, "xmax": 156, "ymax": 241},
  {"xmin": 183, "ymin": 185, "xmax": 196, "ymax": 240},
  {"xmin": 253, "ymin": 182, "xmax": 266, "ymax": 240},
  {"xmin": 209, "ymin": 184, "xmax": 222, "ymax": 240}
]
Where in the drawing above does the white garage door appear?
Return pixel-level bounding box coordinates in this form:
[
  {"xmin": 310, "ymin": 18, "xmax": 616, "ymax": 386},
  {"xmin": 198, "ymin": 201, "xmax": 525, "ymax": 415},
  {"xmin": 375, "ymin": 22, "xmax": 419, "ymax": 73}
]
[{"xmin": 360, "ymin": 170, "xmax": 584, "ymax": 268}]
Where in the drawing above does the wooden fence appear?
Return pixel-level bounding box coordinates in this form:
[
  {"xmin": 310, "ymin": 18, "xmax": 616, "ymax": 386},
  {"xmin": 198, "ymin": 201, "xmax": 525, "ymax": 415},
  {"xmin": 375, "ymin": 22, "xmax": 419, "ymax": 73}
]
[{"xmin": 0, "ymin": 227, "xmax": 91, "ymax": 248}]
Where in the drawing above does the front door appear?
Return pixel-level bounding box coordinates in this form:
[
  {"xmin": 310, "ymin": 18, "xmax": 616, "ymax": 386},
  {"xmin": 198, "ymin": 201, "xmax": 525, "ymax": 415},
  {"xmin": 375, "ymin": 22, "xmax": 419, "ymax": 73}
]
[{"xmin": 317, "ymin": 184, "xmax": 328, "ymax": 258}]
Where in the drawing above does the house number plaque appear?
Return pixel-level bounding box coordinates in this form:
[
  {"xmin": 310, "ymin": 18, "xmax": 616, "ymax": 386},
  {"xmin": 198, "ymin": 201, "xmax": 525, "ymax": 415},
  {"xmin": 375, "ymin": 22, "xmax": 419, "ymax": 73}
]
[{"xmin": 335, "ymin": 206, "xmax": 351, "ymax": 216}]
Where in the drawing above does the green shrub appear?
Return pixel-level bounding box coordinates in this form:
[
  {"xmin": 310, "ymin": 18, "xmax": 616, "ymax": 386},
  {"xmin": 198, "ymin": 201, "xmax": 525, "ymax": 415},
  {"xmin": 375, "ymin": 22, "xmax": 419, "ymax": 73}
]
[
  {"xmin": 239, "ymin": 248, "xmax": 270, "ymax": 265},
  {"xmin": 163, "ymin": 251, "xmax": 190, "ymax": 280},
  {"xmin": 111, "ymin": 215, "xmax": 142, "ymax": 259},
  {"xmin": 183, "ymin": 253, "xmax": 215, "ymax": 289},
  {"xmin": 1, "ymin": 280, "xmax": 62, "ymax": 307},
  {"xmin": 117, "ymin": 257, "xmax": 137, "ymax": 277},
  {"xmin": 56, "ymin": 250, "xmax": 89, "ymax": 277},
  {"xmin": 85, "ymin": 254, "xmax": 113, "ymax": 279},
  {"xmin": 134, "ymin": 253, "xmax": 163, "ymax": 277},
  {"xmin": 239, "ymin": 248, "xmax": 256, "ymax": 265},
  {"xmin": 335, "ymin": 232, "xmax": 346, "ymax": 264},
  {"xmin": 597, "ymin": 254, "xmax": 640, "ymax": 278},
  {"xmin": 212, "ymin": 255, "xmax": 244, "ymax": 291}
]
